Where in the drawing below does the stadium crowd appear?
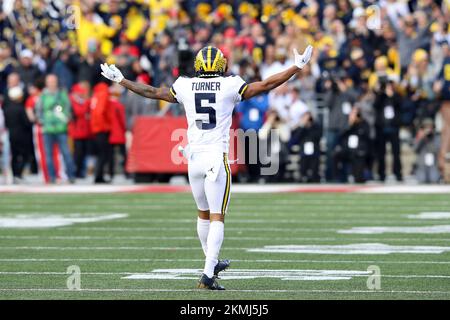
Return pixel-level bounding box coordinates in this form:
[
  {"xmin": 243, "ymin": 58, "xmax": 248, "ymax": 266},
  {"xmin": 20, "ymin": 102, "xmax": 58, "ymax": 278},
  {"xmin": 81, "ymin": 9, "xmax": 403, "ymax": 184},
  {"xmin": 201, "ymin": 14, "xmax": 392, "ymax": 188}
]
[{"xmin": 0, "ymin": 0, "xmax": 449, "ymax": 184}]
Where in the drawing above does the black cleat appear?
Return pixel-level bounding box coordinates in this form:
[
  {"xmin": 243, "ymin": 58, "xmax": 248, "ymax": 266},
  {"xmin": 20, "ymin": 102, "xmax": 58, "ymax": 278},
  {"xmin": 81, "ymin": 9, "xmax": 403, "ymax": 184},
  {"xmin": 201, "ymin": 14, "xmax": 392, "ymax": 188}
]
[
  {"xmin": 197, "ymin": 274, "xmax": 225, "ymax": 290},
  {"xmin": 214, "ymin": 259, "xmax": 231, "ymax": 277}
]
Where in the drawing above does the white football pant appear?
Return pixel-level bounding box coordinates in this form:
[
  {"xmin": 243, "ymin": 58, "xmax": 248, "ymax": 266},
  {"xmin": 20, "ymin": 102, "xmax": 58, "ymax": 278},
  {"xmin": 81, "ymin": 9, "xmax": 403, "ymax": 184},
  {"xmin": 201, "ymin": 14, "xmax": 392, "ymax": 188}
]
[{"xmin": 188, "ymin": 151, "xmax": 231, "ymax": 215}]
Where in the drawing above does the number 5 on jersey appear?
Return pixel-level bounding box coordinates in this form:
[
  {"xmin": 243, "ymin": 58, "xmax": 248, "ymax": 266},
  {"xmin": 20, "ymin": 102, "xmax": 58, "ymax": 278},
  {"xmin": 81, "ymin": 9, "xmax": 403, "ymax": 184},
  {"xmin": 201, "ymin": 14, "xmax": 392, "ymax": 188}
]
[{"xmin": 195, "ymin": 93, "xmax": 216, "ymax": 130}]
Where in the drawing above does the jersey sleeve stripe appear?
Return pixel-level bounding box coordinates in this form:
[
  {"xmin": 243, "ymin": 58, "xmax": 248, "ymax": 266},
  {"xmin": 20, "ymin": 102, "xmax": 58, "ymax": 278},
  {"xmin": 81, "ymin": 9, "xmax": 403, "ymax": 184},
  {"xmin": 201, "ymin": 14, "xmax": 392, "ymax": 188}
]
[
  {"xmin": 221, "ymin": 154, "xmax": 231, "ymax": 215},
  {"xmin": 169, "ymin": 87, "xmax": 178, "ymax": 102},
  {"xmin": 238, "ymin": 83, "xmax": 249, "ymax": 96}
]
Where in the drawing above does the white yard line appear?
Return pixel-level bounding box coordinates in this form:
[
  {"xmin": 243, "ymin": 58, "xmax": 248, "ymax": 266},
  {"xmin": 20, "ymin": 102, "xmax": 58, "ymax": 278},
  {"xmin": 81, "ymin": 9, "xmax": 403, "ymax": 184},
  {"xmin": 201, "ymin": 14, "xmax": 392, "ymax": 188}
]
[
  {"xmin": 62, "ymin": 215, "xmax": 440, "ymax": 225},
  {"xmin": 67, "ymin": 227, "xmax": 339, "ymax": 232},
  {"xmin": 2, "ymin": 201, "xmax": 450, "ymax": 210},
  {"xmin": 0, "ymin": 271, "xmax": 449, "ymax": 279},
  {"xmin": 0, "ymin": 272, "xmax": 133, "ymax": 275},
  {"xmin": 3, "ymin": 212, "xmax": 445, "ymax": 220},
  {"xmin": 1, "ymin": 235, "xmax": 449, "ymax": 242},
  {"xmin": 3, "ymin": 204, "xmax": 450, "ymax": 212},
  {"xmin": 0, "ymin": 217, "xmax": 445, "ymax": 226},
  {"xmin": 0, "ymin": 288, "xmax": 448, "ymax": 295},
  {"xmin": 0, "ymin": 258, "xmax": 449, "ymax": 264},
  {"xmin": 0, "ymin": 246, "xmax": 249, "ymax": 250},
  {"xmin": 49, "ymin": 218, "xmax": 438, "ymax": 224}
]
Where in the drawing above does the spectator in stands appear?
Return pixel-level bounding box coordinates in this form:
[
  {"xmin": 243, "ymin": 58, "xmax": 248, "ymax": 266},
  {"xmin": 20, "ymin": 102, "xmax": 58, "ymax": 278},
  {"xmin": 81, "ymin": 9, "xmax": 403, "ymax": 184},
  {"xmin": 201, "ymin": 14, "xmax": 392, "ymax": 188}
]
[
  {"xmin": 261, "ymin": 46, "xmax": 292, "ymax": 80},
  {"xmin": 36, "ymin": 74, "xmax": 75, "ymax": 184},
  {"xmin": 347, "ymin": 48, "xmax": 371, "ymax": 90},
  {"xmin": 268, "ymin": 83, "xmax": 291, "ymax": 125},
  {"xmin": 260, "ymin": 45, "xmax": 276, "ymax": 80},
  {"xmin": 131, "ymin": 59, "xmax": 151, "ymax": 85},
  {"xmin": 15, "ymin": 49, "xmax": 41, "ymax": 91},
  {"xmin": 368, "ymin": 55, "xmax": 399, "ymax": 92},
  {"xmin": 77, "ymin": 40, "xmax": 103, "ymax": 87},
  {"xmin": 386, "ymin": 11, "xmax": 432, "ymax": 74},
  {"xmin": 0, "ymin": 43, "xmax": 16, "ymax": 97},
  {"xmin": 317, "ymin": 37, "xmax": 340, "ymax": 74},
  {"xmin": 69, "ymin": 82, "xmax": 92, "ymax": 179},
  {"xmin": 288, "ymin": 87, "xmax": 310, "ymax": 130},
  {"xmin": 90, "ymin": 82, "xmax": 111, "ymax": 184},
  {"xmin": 24, "ymin": 80, "xmax": 44, "ymax": 122},
  {"xmin": 25, "ymin": 78, "xmax": 49, "ymax": 182},
  {"xmin": 414, "ymin": 118, "xmax": 441, "ymax": 183},
  {"xmin": 156, "ymin": 30, "xmax": 177, "ymax": 87},
  {"xmin": 333, "ymin": 107, "xmax": 371, "ymax": 183},
  {"xmin": 52, "ymin": 50, "xmax": 76, "ymax": 91},
  {"xmin": 35, "ymin": 45, "xmax": 52, "ymax": 75},
  {"xmin": 108, "ymin": 84, "xmax": 127, "ymax": 179},
  {"xmin": 113, "ymin": 49, "xmax": 137, "ymax": 83},
  {"xmin": 294, "ymin": 63, "xmax": 319, "ymax": 116},
  {"xmin": 374, "ymin": 79, "xmax": 403, "ymax": 182},
  {"xmin": 405, "ymin": 49, "xmax": 440, "ymax": 126},
  {"xmin": 5, "ymin": 72, "xmax": 22, "ymax": 95},
  {"xmin": 381, "ymin": 0, "xmax": 410, "ymax": 22}
]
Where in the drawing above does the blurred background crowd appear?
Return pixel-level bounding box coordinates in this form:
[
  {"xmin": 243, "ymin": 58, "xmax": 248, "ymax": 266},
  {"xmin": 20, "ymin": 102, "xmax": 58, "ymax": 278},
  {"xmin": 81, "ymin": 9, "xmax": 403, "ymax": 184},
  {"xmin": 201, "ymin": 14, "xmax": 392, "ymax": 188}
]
[{"xmin": 0, "ymin": 0, "xmax": 449, "ymax": 184}]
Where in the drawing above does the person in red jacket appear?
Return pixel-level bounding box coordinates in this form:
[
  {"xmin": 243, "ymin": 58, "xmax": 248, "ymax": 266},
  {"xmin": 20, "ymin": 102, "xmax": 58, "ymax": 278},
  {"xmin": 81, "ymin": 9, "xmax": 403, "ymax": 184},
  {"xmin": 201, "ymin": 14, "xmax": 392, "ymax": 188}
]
[
  {"xmin": 90, "ymin": 82, "xmax": 111, "ymax": 183},
  {"xmin": 108, "ymin": 84, "xmax": 127, "ymax": 179},
  {"xmin": 69, "ymin": 82, "xmax": 92, "ymax": 178},
  {"xmin": 24, "ymin": 79, "xmax": 57, "ymax": 183}
]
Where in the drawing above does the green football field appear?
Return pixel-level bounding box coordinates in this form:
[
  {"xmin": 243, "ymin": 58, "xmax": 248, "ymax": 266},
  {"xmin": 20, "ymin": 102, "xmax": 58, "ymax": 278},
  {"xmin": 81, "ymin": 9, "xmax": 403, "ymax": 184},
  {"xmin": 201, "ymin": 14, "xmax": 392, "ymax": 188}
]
[{"xmin": 0, "ymin": 192, "xmax": 449, "ymax": 300}]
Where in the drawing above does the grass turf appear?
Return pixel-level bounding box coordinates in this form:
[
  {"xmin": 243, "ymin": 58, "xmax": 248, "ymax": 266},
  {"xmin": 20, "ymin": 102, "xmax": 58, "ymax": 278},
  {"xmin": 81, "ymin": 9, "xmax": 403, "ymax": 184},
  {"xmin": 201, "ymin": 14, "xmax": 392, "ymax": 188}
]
[{"xmin": 0, "ymin": 192, "xmax": 449, "ymax": 300}]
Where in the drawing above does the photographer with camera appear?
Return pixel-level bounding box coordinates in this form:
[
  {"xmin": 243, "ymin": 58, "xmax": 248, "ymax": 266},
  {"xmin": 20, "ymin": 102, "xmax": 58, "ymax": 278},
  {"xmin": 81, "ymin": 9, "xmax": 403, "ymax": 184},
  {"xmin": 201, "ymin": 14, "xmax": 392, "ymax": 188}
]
[
  {"xmin": 333, "ymin": 107, "xmax": 370, "ymax": 183},
  {"xmin": 333, "ymin": 107, "xmax": 371, "ymax": 183},
  {"xmin": 259, "ymin": 109, "xmax": 291, "ymax": 183},
  {"xmin": 373, "ymin": 78, "xmax": 403, "ymax": 182},
  {"xmin": 322, "ymin": 71, "xmax": 358, "ymax": 181},
  {"xmin": 290, "ymin": 111, "xmax": 322, "ymax": 183},
  {"xmin": 414, "ymin": 118, "xmax": 440, "ymax": 183}
]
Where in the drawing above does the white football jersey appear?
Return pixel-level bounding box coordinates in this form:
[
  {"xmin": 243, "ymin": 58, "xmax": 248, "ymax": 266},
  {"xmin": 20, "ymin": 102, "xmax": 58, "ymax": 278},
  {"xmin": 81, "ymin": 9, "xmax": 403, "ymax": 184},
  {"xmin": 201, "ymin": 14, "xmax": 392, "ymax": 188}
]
[{"xmin": 170, "ymin": 75, "xmax": 248, "ymax": 153}]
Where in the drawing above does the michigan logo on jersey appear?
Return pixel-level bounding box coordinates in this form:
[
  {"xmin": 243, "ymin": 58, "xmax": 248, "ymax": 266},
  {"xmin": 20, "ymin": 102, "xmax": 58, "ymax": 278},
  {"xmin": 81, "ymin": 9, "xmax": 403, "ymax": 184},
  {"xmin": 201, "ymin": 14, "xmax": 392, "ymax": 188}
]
[{"xmin": 194, "ymin": 46, "xmax": 227, "ymax": 77}]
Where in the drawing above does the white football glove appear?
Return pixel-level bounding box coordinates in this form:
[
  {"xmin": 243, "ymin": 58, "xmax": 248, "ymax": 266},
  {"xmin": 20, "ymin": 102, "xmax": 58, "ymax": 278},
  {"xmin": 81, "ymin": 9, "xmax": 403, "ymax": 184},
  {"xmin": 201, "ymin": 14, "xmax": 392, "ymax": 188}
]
[
  {"xmin": 293, "ymin": 45, "xmax": 314, "ymax": 69},
  {"xmin": 100, "ymin": 63, "xmax": 124, "ymax": 83}
]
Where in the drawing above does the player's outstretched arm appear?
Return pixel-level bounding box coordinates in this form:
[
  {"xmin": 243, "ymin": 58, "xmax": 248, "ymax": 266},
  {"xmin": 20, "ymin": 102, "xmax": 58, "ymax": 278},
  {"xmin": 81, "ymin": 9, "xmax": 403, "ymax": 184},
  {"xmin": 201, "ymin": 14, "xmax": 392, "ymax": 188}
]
[
  {"xmin": 120, "ymin": 78, "xmax": 176, "ymax": 102},
  {"xmin": 243, "ymin": 45, "xmax": 313, "ymax": 100},
  {"xmin": 100, "ymin": 63, "xmax": 176, "ymax": 103}
]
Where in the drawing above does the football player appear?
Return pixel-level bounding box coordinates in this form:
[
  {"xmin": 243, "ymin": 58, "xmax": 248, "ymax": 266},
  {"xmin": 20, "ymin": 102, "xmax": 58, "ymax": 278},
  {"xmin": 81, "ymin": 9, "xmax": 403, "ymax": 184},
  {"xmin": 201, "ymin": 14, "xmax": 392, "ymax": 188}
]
[{"xmin": 100, "ymin": 45, "xmax": 313, "ymax": 290}]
